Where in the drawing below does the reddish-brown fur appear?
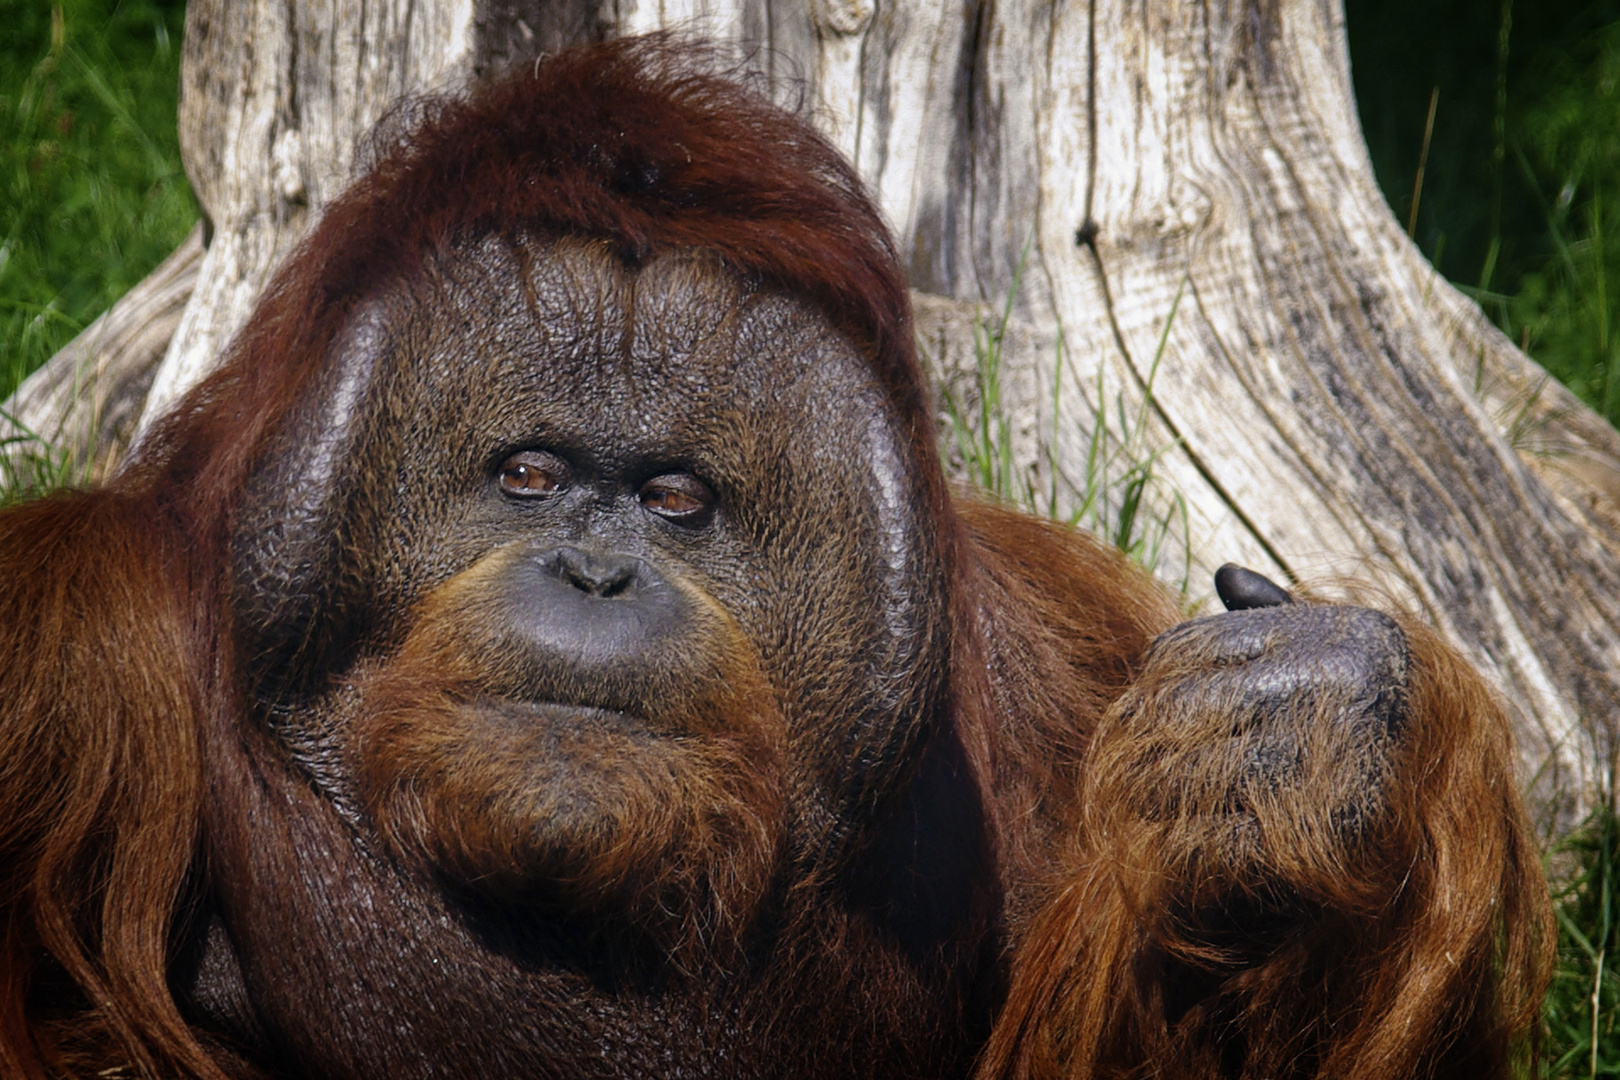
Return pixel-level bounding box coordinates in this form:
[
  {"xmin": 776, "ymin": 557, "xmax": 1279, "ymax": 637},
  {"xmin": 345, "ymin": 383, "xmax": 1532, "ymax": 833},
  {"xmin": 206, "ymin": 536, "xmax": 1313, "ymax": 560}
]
[
  {"xmin": 0, "ymin": 37, "xmax": 1549, "ymax": 1080},
  {"xmin": 353, "ymin": 549, "xmax": 787, "ymax": 957},
  {"xmin": 972, "ymin": 607, "xmax": 1548, "ymax": 1079}
]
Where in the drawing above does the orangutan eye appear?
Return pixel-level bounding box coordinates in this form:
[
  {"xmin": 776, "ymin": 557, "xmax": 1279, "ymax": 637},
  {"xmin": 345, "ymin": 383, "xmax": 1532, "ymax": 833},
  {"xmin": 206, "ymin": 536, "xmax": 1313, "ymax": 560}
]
[
  {"xmin": 498, "ymin": 451, "xmax": 570, "ymax": 497},
  {"xmin": 639, "ymin": 473, "xmax": 714, "ymax": 522}
]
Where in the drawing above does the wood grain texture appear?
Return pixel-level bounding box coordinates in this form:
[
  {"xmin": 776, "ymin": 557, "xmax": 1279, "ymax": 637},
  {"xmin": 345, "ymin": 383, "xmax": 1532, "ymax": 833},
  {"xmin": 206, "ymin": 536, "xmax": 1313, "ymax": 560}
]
[
  {"xmin": 764, "ymin": 0, "xmax": 1620, "ymax": 821},
  {"xmin": 143, "ymin": 0, "xmax": 482, "ymax": 423}
]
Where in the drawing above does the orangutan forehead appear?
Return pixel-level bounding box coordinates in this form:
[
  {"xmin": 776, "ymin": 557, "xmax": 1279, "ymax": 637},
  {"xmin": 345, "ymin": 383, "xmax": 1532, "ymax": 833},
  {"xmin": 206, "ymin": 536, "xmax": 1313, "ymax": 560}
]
[{"xmin": 405, "ymin": 234, "xmax": 857, "ymax": 393}]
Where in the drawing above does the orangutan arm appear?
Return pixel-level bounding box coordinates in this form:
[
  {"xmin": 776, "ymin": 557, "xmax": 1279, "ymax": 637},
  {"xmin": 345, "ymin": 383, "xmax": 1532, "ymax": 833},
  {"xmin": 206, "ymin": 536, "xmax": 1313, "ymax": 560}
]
[{"xmin": 980, "ymin": 569, "xmax": 1552, "ymax": 1080}]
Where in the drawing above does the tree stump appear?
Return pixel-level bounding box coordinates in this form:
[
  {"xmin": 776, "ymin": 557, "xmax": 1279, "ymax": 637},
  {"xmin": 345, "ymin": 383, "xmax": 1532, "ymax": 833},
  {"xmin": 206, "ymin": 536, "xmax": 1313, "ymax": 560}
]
[{"xmin": 9, "ymin": 0, "xmax": 1618, "ymax": 829}]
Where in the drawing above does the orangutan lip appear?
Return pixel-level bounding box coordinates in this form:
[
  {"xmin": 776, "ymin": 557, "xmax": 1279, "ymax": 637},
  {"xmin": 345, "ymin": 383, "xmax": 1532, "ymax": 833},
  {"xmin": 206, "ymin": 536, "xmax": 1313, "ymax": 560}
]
[{"xmin": 471, "ymin": 698, "xmax": 655, "ymax": 737}]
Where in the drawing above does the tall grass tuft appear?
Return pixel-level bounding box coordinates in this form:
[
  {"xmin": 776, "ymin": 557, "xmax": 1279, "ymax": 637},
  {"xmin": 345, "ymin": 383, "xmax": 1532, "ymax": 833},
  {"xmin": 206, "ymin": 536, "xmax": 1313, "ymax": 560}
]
[
  {"xmin": 1497, "ymin": 19, "xmax": 1620, "ymax": 424},
  {"xmin": 939, "ymin": 278, "xmax": 1191, "ymax": 589},
  {"xmin": 1543, "ymin": 804, "xmax": 1620, "ymax": 1077},
  {"xmin": 0, "ymin": 404, "xmax": 78, "ymax": 502},
  {"xmin": 1349, "ymin": 0, "xmax": 1620, "ymax": 430}
]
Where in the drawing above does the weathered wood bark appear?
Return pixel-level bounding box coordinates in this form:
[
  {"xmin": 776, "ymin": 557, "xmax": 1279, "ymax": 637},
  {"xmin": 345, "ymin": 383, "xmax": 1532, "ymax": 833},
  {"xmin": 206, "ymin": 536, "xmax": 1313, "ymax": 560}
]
[{"xmin": 9, "ymin": 0, "xmax": 1620, "ymax": 828}]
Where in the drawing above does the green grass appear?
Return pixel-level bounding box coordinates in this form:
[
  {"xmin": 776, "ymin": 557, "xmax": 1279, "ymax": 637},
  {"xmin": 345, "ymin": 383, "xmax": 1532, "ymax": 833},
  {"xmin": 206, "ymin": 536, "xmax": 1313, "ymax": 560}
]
[
  {"xmin": 0, "ymin": 0, "xmax": 196, "ymax": 403},
  {"xmin": 1497, "ymin": 19, "xmax": 1620, "ymax": 421},
  {"xmin": 938, "ymin": 272, "xmax": 1192, "ymax": 591},
  {"xmin": 1348, "ymin": 0, "xmax": 1620, "ymax": 429},
  {"xmin": 1544, "ymin": 807, "xmax": 1620, "ymax": 1077}
]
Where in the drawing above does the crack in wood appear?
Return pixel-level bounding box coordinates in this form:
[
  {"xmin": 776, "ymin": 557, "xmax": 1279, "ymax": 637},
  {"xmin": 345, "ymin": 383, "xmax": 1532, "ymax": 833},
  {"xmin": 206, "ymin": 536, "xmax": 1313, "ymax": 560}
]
[{"xmin": 1076, "ymin": 0, "xmax": 1291, "ymax": 586}]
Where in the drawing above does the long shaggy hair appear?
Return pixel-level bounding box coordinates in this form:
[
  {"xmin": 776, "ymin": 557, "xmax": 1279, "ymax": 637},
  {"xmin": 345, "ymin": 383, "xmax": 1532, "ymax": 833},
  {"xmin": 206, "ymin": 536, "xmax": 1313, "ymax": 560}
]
[{"xmin": 0, "ymin": 35, "xmax": 1552, "ymax": 1080}]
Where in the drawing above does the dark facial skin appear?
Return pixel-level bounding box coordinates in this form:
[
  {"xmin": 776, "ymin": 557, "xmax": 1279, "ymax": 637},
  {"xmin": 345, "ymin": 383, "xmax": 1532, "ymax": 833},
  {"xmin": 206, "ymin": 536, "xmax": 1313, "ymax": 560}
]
[
  {"xmin": 238, "ymin": 238, "xmax": 945, "ymax": 708},
  {"xmin": 200, "ymin": 237, "xmax": 969, "ymax": 1078}
]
